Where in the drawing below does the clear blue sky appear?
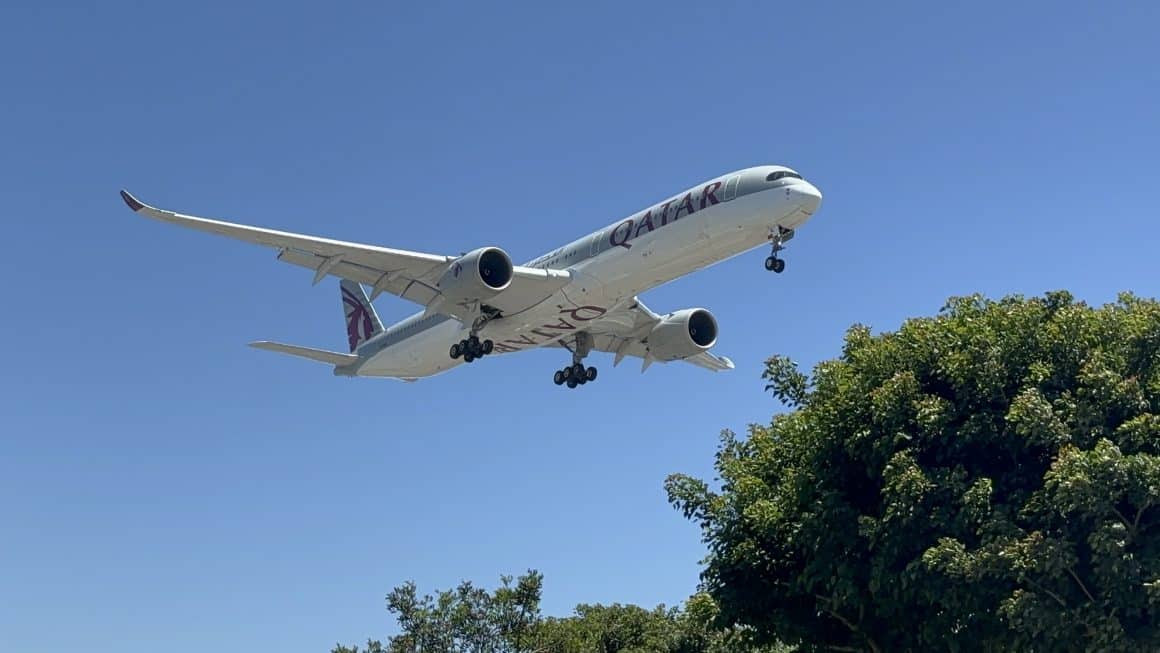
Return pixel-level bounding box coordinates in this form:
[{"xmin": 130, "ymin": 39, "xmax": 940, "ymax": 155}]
[{"xmin": 2, "ymin": 2, "xmax": 1158, "ymax": 651}]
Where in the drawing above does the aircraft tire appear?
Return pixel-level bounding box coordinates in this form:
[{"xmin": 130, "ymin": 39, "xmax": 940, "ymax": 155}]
[
  {"xmin": 554, "ymin": 370, "xmax": 566, "ymax": 385},
  {"xmin": 482, "ymin": 339, "xmax": 494, "ymax": 355},
  {"xmin": 586, "ymin": 366, "xmax": 598, "ymax": 382},
  {"xmin": 566, "ymin": 378, "xmax": 578, "ymax": 389},
  {"xmin": 773, "ymin": 258, "xmax": 786, "ymax": 273},
  {"xmin": 764, "ymin": 256, "xmax": 777, "ymax": 271},
  {"xmin": 449, "ymin": 343, "xmax": 462, "ymax": 359}
]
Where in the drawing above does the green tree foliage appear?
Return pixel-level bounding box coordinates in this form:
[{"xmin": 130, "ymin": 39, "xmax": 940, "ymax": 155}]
[
  {"xmin": 332, "ymin": 571, "xmax": 544, "ymax": 653},
  {"xmin": 536, "ymin": 602, "xmax": 691, "ymax": 652},
  {"xmin": 666, "ymin": 292, "xmax": 1160, "ymax": 652},
  {"xmin": 333, "ymin": 574, "xmax": 789, "ymax": 653}
]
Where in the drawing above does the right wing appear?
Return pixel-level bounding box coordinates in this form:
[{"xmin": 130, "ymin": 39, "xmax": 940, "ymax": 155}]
[
  {"xmin": 583, "ymin": 333, "xmax": 735, "ymax": 372},
  {"xmin": 120, "ymin": 190, "xmax": 570, "ymax": 318},
  {"xmin": 553, "ymin": 297, "xmax": 735, "ymax": 373}
]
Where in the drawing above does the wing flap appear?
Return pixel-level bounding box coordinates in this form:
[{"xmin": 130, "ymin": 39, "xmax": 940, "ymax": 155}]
[
  {"xmin": 122, "ymin": 190, "xmax": 572, "ymax": 317},
  {"xmin": 121, "ymin": 190, "xmax": 450, "ymax": 276},
  {"xmin": 276, "ymin": 248, "xmax": 441, "ymax": 305}
]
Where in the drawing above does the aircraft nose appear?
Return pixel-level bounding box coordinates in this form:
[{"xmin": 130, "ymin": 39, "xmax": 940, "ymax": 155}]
[{"xmin": 792, "ymin": 181, "xmax": 822, "ymax": 215}]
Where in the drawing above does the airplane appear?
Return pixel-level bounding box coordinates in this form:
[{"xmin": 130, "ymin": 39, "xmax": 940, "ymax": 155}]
[{"xmin": 119, "ymin": 165, "xmax": 822, "ymax": 388}]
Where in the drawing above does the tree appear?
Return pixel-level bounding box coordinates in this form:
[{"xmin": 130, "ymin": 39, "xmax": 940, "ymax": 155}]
[
  {"xmin": 332, "ymin": 570, "xmax": 544, "ymax": 653},
  {"xmin": 333, "ymin": 574, "xmax": 790, "ymax": 652},
  {"xmin": 535, "ymin": 602, "xmax": 687, "ymax": 652},
  {"xmin": 667, "ymin": 292, "xmax": 1160, "ymax": 652}
]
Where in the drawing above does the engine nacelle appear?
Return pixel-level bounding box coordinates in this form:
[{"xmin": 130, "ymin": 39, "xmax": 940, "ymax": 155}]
[
  {"xmin": 645, "ymin": 308, "xmax": 719, "ymax": 361},
  {"xmin": 436, "ymin": 247, "xmax": 514, "ymax": 306}
]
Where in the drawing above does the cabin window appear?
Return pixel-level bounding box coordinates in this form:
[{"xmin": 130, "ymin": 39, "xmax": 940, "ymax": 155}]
[{"xmin": 766, "ymin": 171, "xmax": 802, "ymax": 182}]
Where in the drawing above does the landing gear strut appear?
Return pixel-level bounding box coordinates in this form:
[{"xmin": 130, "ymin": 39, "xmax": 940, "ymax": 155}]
[
  {"xmin": 765, "ymin": 226, "xmax": 791, "ymax": 273},
  {"xmin": 449, "ymin": 309, "xmax": 498, "ymax": 363},
  {"xmin": 553, "ymin": 332, "xmax": 598, "ymax": 389}
]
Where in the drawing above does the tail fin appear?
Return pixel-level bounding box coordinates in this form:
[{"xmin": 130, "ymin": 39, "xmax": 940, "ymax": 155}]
[{"xmin": 340, "ymin": 280, "xmax": 384, "ymax": 351}]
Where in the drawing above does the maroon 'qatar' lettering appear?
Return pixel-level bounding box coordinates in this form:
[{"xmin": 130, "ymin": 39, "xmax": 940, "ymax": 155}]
[
  {"xmin": 700, "ymin": 181, "xmax": 721, "ymax": 209},
  {"xmin": 672, "ymin": 193, "xmax": 696, "ymax": 220}
]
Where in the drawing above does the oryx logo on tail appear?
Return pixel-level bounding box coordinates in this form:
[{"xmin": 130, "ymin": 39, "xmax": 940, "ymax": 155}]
[{"xmin": 340, "ymin": 280, "xmax": 384, "ymax": 352}]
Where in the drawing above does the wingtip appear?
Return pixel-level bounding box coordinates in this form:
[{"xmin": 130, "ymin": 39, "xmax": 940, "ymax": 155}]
[{"xmin": 119, "ymin": 189, "xmax": 145, "ymax": 212}]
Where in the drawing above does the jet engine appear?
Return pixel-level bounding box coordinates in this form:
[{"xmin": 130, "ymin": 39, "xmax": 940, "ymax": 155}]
[
  {"xmin": 435, "ymin": 247, "xmax": 514, "ymax": 306},
  {"xmin": 645, "ymin": 308, "xmax": 719, "ymax": 361}
]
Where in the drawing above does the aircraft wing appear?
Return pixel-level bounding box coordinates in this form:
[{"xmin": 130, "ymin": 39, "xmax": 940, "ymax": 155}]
[
  {"xmin": 556, "ymin": 297, "xmax": 735, "ymax": 372},
  {"xmin": 119, "ymin": 190, "xmax": 570, "ymax": 317}
]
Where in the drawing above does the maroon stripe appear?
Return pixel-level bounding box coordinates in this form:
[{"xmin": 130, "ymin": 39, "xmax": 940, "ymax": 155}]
[{"xmin": 119, "ymin": 190, "xmax": 144, "ymax": 212}]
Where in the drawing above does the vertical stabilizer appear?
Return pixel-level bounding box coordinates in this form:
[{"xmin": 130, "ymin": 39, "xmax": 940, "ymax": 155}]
[{"xmin": 340, "ymin": 280, "xmax": 384, "ymax": 352}]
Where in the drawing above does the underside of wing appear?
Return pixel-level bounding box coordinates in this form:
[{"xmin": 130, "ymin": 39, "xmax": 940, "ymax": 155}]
[
  {"xmin": 120, "ymin": 190, "xmax": 570, "ymax": 318},
  {"xmin": 274, "ymin": 248, "xmax": 570, "ymax": 315},
  {"xmin": 554, "ymin": 297, "xmax": 735, "ymax": 373},
  {"xmin": 678, "ymin": 350, "xmax": 736, "ymax": 371}
]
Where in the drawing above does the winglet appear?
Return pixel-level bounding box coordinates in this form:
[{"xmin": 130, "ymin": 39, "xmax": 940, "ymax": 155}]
[{"xmin": 120, "ymin": 189, "xmax": 145, "ymax": 212}]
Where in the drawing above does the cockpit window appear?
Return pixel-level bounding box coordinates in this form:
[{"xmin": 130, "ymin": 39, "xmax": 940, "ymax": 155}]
[{"xmin": 766, "ymin": 171, "xmax": 802, "ymax": 182}]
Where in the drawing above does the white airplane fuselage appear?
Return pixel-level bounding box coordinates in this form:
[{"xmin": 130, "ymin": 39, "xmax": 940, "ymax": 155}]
[{"xmin": 352, "ymin": 165, "xmax": 822, "ymax": 378}]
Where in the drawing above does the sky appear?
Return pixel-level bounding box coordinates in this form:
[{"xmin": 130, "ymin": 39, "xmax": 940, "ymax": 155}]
[{"xmin": 2, "ymin": 1, "xmax": 1158, "ymax": 651}]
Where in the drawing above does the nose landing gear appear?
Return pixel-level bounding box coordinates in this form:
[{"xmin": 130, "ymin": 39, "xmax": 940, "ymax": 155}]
[
  {"xmin": 553, "ymin": 332, "xmax": 598, "ymax": 389},
  {"xmin": 765, "ymin": 226, "xmax": 793, "ymax": 273}
]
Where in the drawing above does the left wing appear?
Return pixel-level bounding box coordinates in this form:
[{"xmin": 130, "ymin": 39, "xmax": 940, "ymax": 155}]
[
  {"xmin": 119, "ymin": 190, "xmax": 570, "ymax": 318},
  {"xmin": 557, "ymin": 297, "xmax": 735, "ymax": 372}
]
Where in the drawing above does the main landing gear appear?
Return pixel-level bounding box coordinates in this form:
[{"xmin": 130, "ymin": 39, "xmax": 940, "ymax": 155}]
[
  {"xmin": 449, "ymin": 335, "xmax": 493, "ymax": 363},
  {"xmin": 449, "ymin": 310, "xmax": 498, "ymax": 363},
  {"xmin": 553, "ymin": 332, "xmax": 598, "ymax": 389},
  {"xmin": 764, "ymin": 226, "xmax": 792, "ymax": 273}
]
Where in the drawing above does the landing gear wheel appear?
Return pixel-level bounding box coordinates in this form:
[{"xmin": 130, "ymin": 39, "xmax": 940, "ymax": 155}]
[
  {"xmin": 772, "ymin": 258, "xmax": 785, "ymax": 273},
  {"xmin": 463, "ymin": 351, "xmax": 475, "ymax": 363},
  {"xmin": 554, "ymin": 332, "xmax": 596, "ymax": 388},
  {"xmin": 449, "ymin": 343, "xmax": 462, "ymax": 359},
  {"xmin": 764, "ymin": 256, "xmax": 777, "ymax": 271},
  {"xmin": 481, "ymin": 339, "xmax": 494, "ymax": 355}
]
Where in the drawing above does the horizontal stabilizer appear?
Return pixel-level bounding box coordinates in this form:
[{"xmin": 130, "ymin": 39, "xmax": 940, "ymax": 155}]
[{"xmin": 249, "ymin": 341, "xmax": 359, "ymax": 366}]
